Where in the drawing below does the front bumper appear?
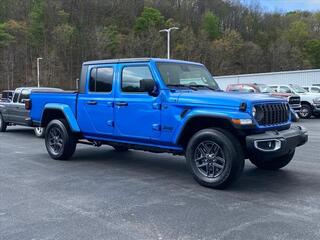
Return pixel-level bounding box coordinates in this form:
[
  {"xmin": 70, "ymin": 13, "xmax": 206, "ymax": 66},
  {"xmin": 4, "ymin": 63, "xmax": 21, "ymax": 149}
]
[
  {"xmin": 246, "ymin": 126, "xmax": 308, "ymax": 158},
  {"xmin": 312, "ymin": 104, "xmax": 320, "ymax": 114},
  {"xmin": 290, "ymin": 104, "xmax": 301, "ymax": 112}
]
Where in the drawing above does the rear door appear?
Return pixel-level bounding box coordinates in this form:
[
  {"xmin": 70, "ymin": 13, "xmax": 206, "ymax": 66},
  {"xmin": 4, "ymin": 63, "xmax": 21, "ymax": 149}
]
[
  {"xmin": 16, "ymin": 89, "xmax": 31, "ymax": 125},
  {"xmin": 77, "ymin": 64, "xmax": 115, "ymax": 137},
  {"xmin": 6, "ymin": 90, "xmax": 21, "ymax": 123}
]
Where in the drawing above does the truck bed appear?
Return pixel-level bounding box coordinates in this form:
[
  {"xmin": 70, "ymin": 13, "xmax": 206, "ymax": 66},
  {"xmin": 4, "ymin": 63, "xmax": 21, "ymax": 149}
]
[{"xmin": 30, "ymin": 91, "xmax": 78, "ymax": 125}]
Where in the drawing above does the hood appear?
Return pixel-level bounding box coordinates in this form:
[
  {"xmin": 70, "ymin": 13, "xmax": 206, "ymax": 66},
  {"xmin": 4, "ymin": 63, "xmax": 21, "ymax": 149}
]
[
  {"xmin": 270, "ymin": 92, "xmax": 291, "ymax": 98},
  {"xmin": 177, "ymin": 90, "xmax": 286, "ymax": 108}
]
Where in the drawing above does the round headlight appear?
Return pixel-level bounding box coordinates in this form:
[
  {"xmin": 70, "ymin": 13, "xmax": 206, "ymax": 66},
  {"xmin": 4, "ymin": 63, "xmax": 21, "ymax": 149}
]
[{"xmin": 252, "ymin": 106, "xmax": 257, "ymax": 117}]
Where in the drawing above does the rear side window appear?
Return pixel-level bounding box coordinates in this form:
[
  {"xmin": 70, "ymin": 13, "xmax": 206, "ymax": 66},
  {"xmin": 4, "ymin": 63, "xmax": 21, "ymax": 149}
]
[
  {"xmin": 122, "ymin": 66, "xmax": 154, "ymax": 93},
  {"xmin": 311, "ymin": 87, "xmax": 320, "ymax": 93},
  {"xmin": 89, "ymin": 67, "xmax": 114, "ymax": 92},
  {"xmin": 19, "ymin": 90, "xmax": 30, "ymax": 103}
]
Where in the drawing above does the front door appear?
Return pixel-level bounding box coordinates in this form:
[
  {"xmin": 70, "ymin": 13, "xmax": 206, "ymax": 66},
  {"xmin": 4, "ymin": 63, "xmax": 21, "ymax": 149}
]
[
  {"xmin": 77, "ymin": 65, "xmax": 115, "ymax": 137},
  {"xmin": 114, "ymin": 64, "xmax": 161, "ymax": 141}
]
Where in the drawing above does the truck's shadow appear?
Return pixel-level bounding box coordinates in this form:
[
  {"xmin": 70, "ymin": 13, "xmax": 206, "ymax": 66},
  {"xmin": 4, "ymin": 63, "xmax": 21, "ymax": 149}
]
[
  {"xmin": 3, "ymin": 128, "xmax": 34, "ymax": 136},
  {"xmin": 71, "ymin": 147, "xmax": 318, "ymax": 194}
]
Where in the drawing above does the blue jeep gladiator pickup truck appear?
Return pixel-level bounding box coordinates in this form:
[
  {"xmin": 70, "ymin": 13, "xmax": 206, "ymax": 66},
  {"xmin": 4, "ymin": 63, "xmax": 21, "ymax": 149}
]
[{"xmin": 29, "ymin": 58, "xmax": 308, "ymax": 189}]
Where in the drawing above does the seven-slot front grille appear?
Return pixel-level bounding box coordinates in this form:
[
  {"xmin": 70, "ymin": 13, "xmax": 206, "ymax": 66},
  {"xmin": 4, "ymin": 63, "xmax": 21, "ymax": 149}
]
[{"xmin": 255, "ymin": 103, "xmax": 289, "ymax": 126}]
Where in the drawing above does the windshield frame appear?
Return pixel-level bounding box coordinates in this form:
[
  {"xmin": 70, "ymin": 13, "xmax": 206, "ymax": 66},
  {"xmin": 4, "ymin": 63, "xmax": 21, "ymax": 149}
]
[{"xmin": 156, "ymin": 61, "xmax": 220, "ymax": 91}]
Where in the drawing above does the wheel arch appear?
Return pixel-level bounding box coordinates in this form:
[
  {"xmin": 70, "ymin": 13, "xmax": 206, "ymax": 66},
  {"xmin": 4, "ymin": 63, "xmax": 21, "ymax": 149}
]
[
  {"xmin": 175, "ymin": 115, "xmax": 239, "ymax": 149},
  {"xmin": 40, "ymin": 104, "xmax": 80, "ymax": 132},
  {"xmin": 301, "ymin": 101, "xmax": 312, "ymax": 106}
]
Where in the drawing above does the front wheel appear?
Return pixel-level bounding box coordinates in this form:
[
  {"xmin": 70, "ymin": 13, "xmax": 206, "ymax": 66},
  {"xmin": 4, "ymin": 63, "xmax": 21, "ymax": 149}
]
[
  {"xmin": 34, "ymin": 127, "xmax": 45, "ymax": 138},
  {"xmin": 299, "ymin": 104, "xmax": 312, "ymax": 119},
  {"xmin": 45, "ymin": 119, "xmax": 77, "ymax": 160},
  {"xmin": 0, "ymin": 114, "xmax": 7, "ymax": 132},
  {"xmin": 186, "ymin": 128, "xmax": 244, "ymax": 189},
  {"xmin": 249, "ymin": 150, "xmax": 295, "ymax": 170}
]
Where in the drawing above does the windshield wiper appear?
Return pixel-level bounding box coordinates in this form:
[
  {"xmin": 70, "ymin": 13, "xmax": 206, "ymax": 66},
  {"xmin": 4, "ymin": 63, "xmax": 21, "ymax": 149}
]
[
  {"xmin": 188, "ymin": 84, "xmax": 218, "ymax": 91},
  {"xmin": 167, "ymin": 84, "xmax": 198, "ymax": 91}
]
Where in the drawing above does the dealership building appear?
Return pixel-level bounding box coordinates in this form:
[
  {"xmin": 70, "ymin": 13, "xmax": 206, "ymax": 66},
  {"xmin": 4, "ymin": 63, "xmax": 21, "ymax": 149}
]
[{"xmin": 215, "ymin": 69, "xmax": 320, "ymax": 90}]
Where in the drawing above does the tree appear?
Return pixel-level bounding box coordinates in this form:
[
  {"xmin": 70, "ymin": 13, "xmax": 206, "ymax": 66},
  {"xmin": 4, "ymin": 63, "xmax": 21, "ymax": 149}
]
[
  {"xmin": 286, "ymin": 20, "xmax": 309, "ymax": 48},
  {"xmin": 134, "ymin": 7, "xmax": 165, "ymax": 32},
  {"xmin": 202, "ymin": 11, "xmax": 220, "ymax": 40},
  {"xmin": 28, "ymin": 0, "xmax": 45, "ymax": 48},
  {"xmin": 305, "ymin": 39, "xmax": 320, "ymax": 68},
  {"xmin": 0, "ymin": 22, "xmax": 14, "ymax": 48}
]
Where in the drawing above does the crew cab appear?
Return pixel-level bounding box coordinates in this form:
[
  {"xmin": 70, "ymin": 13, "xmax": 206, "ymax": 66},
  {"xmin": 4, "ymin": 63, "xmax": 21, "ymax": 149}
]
[
  {"xmin": 0, "ymin": 87, "xmax": 62, "ymax": 137},
  {"xmin": 269, "ymin": 84, "xmax": 320, "ymax": 119},
  {"xmin": 29, "ymin": 58, "xmax": 308, "ymax": 189},
  {"xmin": 226, "ymin": 83, "xmax": 301, "ymax": 112}
]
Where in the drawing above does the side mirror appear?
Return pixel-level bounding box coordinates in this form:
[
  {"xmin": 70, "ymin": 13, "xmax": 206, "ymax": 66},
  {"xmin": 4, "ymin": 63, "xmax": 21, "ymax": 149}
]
[{"xmin": 140, "ymin": 79, "xmax": 158, "ymax": 97}]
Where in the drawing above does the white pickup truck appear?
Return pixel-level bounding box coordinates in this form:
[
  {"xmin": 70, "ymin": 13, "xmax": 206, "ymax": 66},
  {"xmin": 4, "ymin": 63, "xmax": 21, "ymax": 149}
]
[{"xmin": 269, "ymin": 84, "xmax": 320, "ymax": 119}]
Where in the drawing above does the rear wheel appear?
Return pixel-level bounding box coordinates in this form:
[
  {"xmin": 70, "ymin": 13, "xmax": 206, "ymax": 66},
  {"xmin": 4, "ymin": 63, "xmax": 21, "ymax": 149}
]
[
  {"xmin": 34, "ymin": 127, "xmax": 45, "ymax": 138},
  {"xmin": 0, "ymin": 114, "xmax": 7, "ymax": 132},
  {"xmin": 249, "ymin": 150, "xmax": 295, "ymax": 170},
  {"xmin": 45, "ymin": 119, "xmax": 77, "ymax": 160},
  {"xmin": 299, "ymin": 104, "xmax": 312, "ymax": 119},
  {"xmin": 186, "ymin": 128, "xmax": 244, "ymax": 189}
]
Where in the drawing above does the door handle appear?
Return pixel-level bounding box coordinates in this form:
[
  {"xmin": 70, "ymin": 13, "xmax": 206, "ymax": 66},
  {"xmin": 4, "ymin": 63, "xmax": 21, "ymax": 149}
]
[
  {"xmin": 87, "ymin": 100, "xmax": 97, "ymax": 105},
  {"xmin": 115, "ymin": 102, "xmax": 128, "ymax": 107}
]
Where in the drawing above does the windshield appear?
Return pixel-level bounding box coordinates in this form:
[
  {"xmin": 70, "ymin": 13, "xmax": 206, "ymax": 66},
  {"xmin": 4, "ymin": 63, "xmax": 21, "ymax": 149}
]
[
  {"xmin": 256, "ymin": 84, "xmax": 275, "ymax": 93},
  {"xmin": 291, "ymin": 85, "xmax": 307, "ymax": 93},
  {"xmin": 157, "ymin": 62, "xmax": 220, "ymax": 90}
]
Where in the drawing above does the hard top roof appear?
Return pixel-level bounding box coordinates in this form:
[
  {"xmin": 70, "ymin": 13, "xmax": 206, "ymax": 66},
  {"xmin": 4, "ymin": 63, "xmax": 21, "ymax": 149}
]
[{"xmin": 82, "ymin": 58, "xmax": 203, "ymax": 66}]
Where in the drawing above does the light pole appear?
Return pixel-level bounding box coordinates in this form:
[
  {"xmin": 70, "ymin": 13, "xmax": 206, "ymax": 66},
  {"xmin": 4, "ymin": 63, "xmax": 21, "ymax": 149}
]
[
  {"xmin": 159, "ymin": 27, "xmax": 179, "ymax": 59},
  {"xmin": 36, "ymin": 57, "xmax": 43, "ymax": 88}
]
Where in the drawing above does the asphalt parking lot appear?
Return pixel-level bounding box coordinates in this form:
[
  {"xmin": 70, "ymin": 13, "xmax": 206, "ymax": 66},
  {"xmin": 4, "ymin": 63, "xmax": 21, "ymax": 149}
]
[{"xmin": 0, "ymin": 120, "xmax": 320, "ymax": 240}]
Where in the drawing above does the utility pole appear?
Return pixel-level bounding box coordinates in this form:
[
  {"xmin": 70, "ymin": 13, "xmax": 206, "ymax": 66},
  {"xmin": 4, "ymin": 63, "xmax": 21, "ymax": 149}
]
[
  {"xmin": 36, "ymin": 57, "xmax": 43, "ymax": 88},
  {"xmin": 159, "ymin": 27, "xmax": 179, "ymax": 59}
]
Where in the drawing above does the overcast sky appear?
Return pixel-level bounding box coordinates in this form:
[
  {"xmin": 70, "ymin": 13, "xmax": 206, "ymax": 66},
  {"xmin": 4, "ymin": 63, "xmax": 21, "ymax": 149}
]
[{"xmin": 241, "ymin": 0, "xmax": 320, "ymax": 12}]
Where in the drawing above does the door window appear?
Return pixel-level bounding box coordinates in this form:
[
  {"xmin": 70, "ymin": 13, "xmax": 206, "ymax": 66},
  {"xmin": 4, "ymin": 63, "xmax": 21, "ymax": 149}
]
[
  {"xmin": 89, "ymin": 67, "xmax": 114, "ymax": 92},
  {"xmin": 279, "ymin": 86, "xmax": 292, "ymax": 93},
  {"xmin": 269, "ymin": 86, "xmax": 278, "ymax": 92},
  {"xmin": 12, "ymin": 90, "xmax": 21, "ymax": 103},
  {"xmin": 122, "ymin": 66, "xmax": 154, "ymax": 93},
  {"xmin": 19, "ymin": 89, "xmax": 30, "ymax": 103}
]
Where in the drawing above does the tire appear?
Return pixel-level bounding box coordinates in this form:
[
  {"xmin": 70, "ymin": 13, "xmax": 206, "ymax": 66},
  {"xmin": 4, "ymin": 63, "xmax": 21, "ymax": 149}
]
[
  {"xmin": 249, "ymin": 150, "xmax": 295, "ymax": 170},
  {"xmin": 186, "ymin": 128, "xmax": 245, "ymax": 189},
  {"xmin": 299, "ymin": 104, "xmax": 312, "ymax": 119},
  {"xmin": 113, "ymin": 146, "xmax": 129, "ymax": 152},
  {"xmin": 45, "ymin": 119, "xmax": 77, "ymax": 160},
  {"xmin": 34, "ymin": 127, "xmax": 45, "ymax": 138},
  {"xmin": 0, "ymin": 113, "xmax": 7, "ymax": 132}
]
